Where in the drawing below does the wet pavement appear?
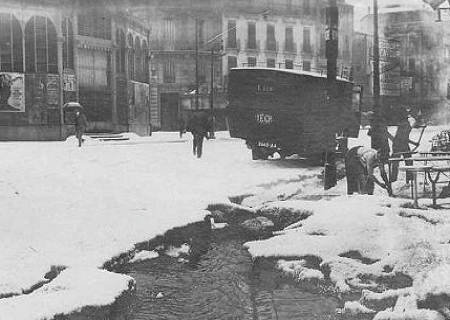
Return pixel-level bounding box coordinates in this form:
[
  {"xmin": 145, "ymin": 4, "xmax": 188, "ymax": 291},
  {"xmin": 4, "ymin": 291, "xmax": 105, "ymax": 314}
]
[{"xmin": 112, "ymin": 226, "xmax": 372, "ymax": 320}]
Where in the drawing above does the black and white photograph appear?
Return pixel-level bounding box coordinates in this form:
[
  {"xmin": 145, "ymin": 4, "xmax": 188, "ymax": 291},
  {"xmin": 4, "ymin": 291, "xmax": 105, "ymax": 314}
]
[{"xmin": 2, "ymin": 0, "xmax": 450, "ymax": 319}]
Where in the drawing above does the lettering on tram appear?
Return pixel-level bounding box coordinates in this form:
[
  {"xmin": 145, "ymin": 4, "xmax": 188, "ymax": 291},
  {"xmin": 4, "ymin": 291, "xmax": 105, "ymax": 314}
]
[
  {"xmin": 256, "ymin": 84, "xmax": 274, "ymax": 93},
  {"xmin": 255, "ymin": 112, "xmax": 273, "ymax": 125}
]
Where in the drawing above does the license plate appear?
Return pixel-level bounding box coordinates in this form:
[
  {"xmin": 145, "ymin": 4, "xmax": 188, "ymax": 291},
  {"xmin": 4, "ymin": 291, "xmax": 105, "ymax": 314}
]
[{"xmin": 257, "ymin": 141, "xmax": 277, "ymax": 148}]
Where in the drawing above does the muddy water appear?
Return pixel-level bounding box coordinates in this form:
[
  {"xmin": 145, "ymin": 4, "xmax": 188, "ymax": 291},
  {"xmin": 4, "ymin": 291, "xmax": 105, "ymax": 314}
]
[
  {"xmin": 113, "ymin": 227, "xmax": 367, "ymax": 320},
  {"xmin": 119, "ymin": 237, "xmax": 253, "ymax": 320}
]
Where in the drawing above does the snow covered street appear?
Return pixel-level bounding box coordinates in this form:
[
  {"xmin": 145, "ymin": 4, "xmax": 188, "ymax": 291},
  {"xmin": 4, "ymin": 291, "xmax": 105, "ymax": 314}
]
[
  {"xmin": 1, "ymin": 126, "xmax": 450, "ymax": 320},
  {"xmin": 0, "ymin": 131, "xmax": 322, "ymax": 319}
]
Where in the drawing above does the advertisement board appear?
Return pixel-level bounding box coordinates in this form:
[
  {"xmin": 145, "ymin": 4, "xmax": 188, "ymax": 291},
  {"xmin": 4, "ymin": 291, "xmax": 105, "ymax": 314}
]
[{"xmin": 0, "ymin": 72, "xmax": 25, "ymax": 112}]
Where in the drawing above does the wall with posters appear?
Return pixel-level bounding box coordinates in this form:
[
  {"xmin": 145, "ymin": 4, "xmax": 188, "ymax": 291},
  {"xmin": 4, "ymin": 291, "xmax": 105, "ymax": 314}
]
[
  {"xmin": 0, "ymin": 0, "xmax": 152, "ymax": 140},
  {"xmin": 0, "ymin": 73, "xmax": 25, "ymax": 112}
]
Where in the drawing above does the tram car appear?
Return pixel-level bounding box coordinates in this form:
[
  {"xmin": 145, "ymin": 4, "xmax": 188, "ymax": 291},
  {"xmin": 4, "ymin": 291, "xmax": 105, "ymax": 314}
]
[{"xmin": 227, "ymin": 68, "xmax": 362, "ymax": 160}]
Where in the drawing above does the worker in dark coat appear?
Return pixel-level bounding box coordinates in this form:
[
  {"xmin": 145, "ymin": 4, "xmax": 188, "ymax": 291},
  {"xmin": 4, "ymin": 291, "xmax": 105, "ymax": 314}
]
[
  {"xmin": 389, "ymin": 113, "xmax": 419, "ymax": 183},
  {"xmin": 345, "ymin": 146, "xmax": 392, "ymax": 196},
  {"xmin": 368, "ymin": 113, "xmax": 390, "ymax": 164},
  {"xmin": 75, "ymin": 109, "xmax": 88, "ymax": 147},
  {"xmin": 186, "ymin": 110, "xmax": 211, "ymax": 158}
]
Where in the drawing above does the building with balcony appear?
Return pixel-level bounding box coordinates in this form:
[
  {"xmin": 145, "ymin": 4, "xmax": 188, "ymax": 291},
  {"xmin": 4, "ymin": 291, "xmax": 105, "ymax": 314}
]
[
  {"xmin": 0, "ymin": 0, "xmax": 152, "ymax": 140},
  {"xmin": 134, "ymin": 0, "xmax": 354, "ymax": 131},
  {"xmin": 223, "ymin": 0, "xmax": 353, "ymax": 76},
  {"xmin": 358, "ymin": 6, "xmax": 450, "ymax": 124}
]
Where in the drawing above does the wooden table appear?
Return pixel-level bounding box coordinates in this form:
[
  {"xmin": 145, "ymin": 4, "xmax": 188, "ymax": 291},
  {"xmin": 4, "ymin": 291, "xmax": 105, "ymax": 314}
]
[{"xmin": 399, "ymin": 165, "xmax": 432, "ymax": 208}]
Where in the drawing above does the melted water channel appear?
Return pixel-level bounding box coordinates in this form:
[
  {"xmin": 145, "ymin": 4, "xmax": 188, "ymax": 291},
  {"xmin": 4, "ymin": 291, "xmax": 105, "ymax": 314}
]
[{"xmin": 114, "ymin": 227, "xmax": 368, "ymax": 320}]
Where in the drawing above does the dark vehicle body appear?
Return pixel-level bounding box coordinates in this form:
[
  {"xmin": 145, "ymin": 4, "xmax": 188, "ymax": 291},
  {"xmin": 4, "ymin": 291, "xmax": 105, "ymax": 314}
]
[{"xmin": 227, "ymin": 68, "xmax": 362, "ymax": 160}]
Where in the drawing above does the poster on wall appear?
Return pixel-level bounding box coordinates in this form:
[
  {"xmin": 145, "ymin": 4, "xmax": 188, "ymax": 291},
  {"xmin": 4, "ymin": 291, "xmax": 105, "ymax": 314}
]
[
  {"xmin": 47, "ymin": 75, "xmax": 60, "ymax": 107},
  {"xmin": 0, "ymin": 73, "xmax": 25, "ymax": 112},
  {"xmin": 63, "ymin": 74, "xmax": 76, "ymax": 92}
]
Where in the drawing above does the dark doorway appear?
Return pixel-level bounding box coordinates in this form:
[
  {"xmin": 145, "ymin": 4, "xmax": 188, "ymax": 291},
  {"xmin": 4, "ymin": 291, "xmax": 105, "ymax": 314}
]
[{"xmin": 160, "ymin": 93, "xmax": 179, "ymax": 131}]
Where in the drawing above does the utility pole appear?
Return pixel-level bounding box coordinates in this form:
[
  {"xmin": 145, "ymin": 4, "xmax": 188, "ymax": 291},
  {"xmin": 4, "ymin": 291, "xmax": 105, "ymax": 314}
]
[
  {"xmin": 370, "ymin": 0, "xmax": 389, "ymax": 156},
  {"xmin": 370, "ymin": 0, "xmax": 393, "ymax": 195},
  {"xmin": 195, "ymin": 17, "xmax": 199, "ymax": 110},
  {"xmin": 324, "ymin": 0, "xmax": 339, "ymax": 190},
  {"xmin": 373, "ymin": 0, "xmax": 381, "ymax": 116},
  {"xmin": 326, "ymin": 0, "xmax": 338, "ymax": 92},
  {"xmin": 209, "ymin": 48, "xmax": 215, "ymax": 138}
]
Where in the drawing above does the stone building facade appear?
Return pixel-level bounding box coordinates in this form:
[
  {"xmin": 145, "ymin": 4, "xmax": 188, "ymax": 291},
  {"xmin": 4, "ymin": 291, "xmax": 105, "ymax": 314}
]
[
  {"xmin": 136, "ymin": 0, "xmax": 354, "ymax": 131},
  {"xmin": 0, "ymin": 0, "xmax": 356, "ymax": 138},
  {"xmin": 0, "ymin": 0, "xmax": 152, "ymax": 140},
  {"xmin": 357, "ymin": 7, "xmax": 450, "ymax": 124}
]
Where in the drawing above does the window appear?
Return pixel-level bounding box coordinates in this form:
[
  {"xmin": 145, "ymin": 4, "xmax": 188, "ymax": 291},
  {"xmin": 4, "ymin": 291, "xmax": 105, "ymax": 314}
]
[
  {"xmin": 142, "ymin": 40, "xmax": 149, "ymax": 82},
  {"xmin": 285, "ymin": 27, "xmax": 294, "ymax": 52},
  {"xmin": 163, "ymin": 60, "xmax": 175, "ymax": 83},
  {"xmin": 319, "ymin": 32, "xmax": 326, "ymax": 56},
  {"xmin": 62, "ymin": 18, "xmax": 74, "ymax": 70},
  {"xmin": 248, "ymin": 22, "xmax": 256, "ymax": 49},
  {"xmin": 228, "ymin": 56, "xmax": 237, "ymax": 70},
  {"xmin": 77, "ymin": 10, "xmax": 111, "ymax": 40},
  {"xmin": 128, "ymin": 34, "xmax": 134, "ymax": 80},
  {"xmin": 266, "ymin": 24, "xmax": 276, "ymax": 51},
  {"xmin": 78, "ymin": 49, "xmax": 110, "ymax": 89},
  {"xmin": 0, "ymin": 13, "xmax": 23, "ymax": 72},
  {"xmin": 303, "ymin": 28, "xmax": 311, "ymax": 53},
  {"xmin": 135, "ymin": 37, "xmax": 142, "ymax": 82},
  {"xmin": 227, "ymin": 21, "xmax": 237, "ymax": 48},
  {"xmin": 285, "ymin": 60, "xmax": 293, "ymax": 69},
  {"xmin": 198, "ymin": 60, "xmax": 206, "ymax": 83},
  {"xmin": 78, "ymin": 48, "xmax": 112, "ymax": 121},
  {"xmin": 197, "ymin": 20, "xmax": 204, "ymax": 47},
  {"xmin": 302, "ymin": 60, "xmax": 311, "ymax": 71},
  {"xmin": 164, "ymin": 19, "xmax": 175, "ymax": 50},
  {"xmin": 116, "ymin": 29, "xmax": 126, "ymax": 74},
  {"xmin": 247, "ymin": 57, "xmax": 257, "ymax": 67},
  {"xmin": 25, "ymin": 16, "xmax": 58, "ymax": 73},
  {"xmin": 286, "ymin": 0, "xmax": 293, "ymax": 10},
  {"xmin": 267, "ymin": 58, "xmax": 276, "ymax": 68},
  {"xmin": 344, "ymin": 35, "xmax": 350, "ymax": 58},
  {"xmin": 304, "ymin": 0, "xmax": 311, "ymax": 15},
  {"xmin": 408, "ymin": 58, "xmax": 415, "ymax": 72}
]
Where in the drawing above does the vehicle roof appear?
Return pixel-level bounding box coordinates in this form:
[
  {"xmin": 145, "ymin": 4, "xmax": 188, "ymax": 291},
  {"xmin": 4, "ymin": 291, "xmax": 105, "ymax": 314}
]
[
  {"xmin": 230, "ymin": 67, "xmax": 351, "ymax": 83},
  {"xmin": 63, "ymin": 102, "xmax": 82, "ymax": 108}
]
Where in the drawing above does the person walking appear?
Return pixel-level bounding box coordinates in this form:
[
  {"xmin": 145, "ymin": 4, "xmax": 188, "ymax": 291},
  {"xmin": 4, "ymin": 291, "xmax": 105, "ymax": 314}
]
[
  {"xmin": 187, "ymin": 110, "xmax": 211, "ymax": 158},
  {"xmin": 75, "ymin": 108, "xmax": 88, "ymax": 147},
  {"xmin": 345, "ymin": 146, "xmax": 392, "ymax": 196},
  {"xmin": 178, "ymin": 116, "xmax": 186, "ymax": 138}
]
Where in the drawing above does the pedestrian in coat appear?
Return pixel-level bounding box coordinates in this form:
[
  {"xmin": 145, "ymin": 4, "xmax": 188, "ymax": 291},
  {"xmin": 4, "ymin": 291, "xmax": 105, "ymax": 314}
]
[
  {"xmin": 345, "ymin": 146, "xmax": 392, "ymax": 196},
  {"xmin": 75, "ymin": 109, "xmax": 88, "ymax": 147},
  {"xmin": 178, "ymin": 116, "xmax": 186, "ymax": 138},
  {"xmin": 187, "ymin": 111, "xmax": 211, "ymax": 158}
]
